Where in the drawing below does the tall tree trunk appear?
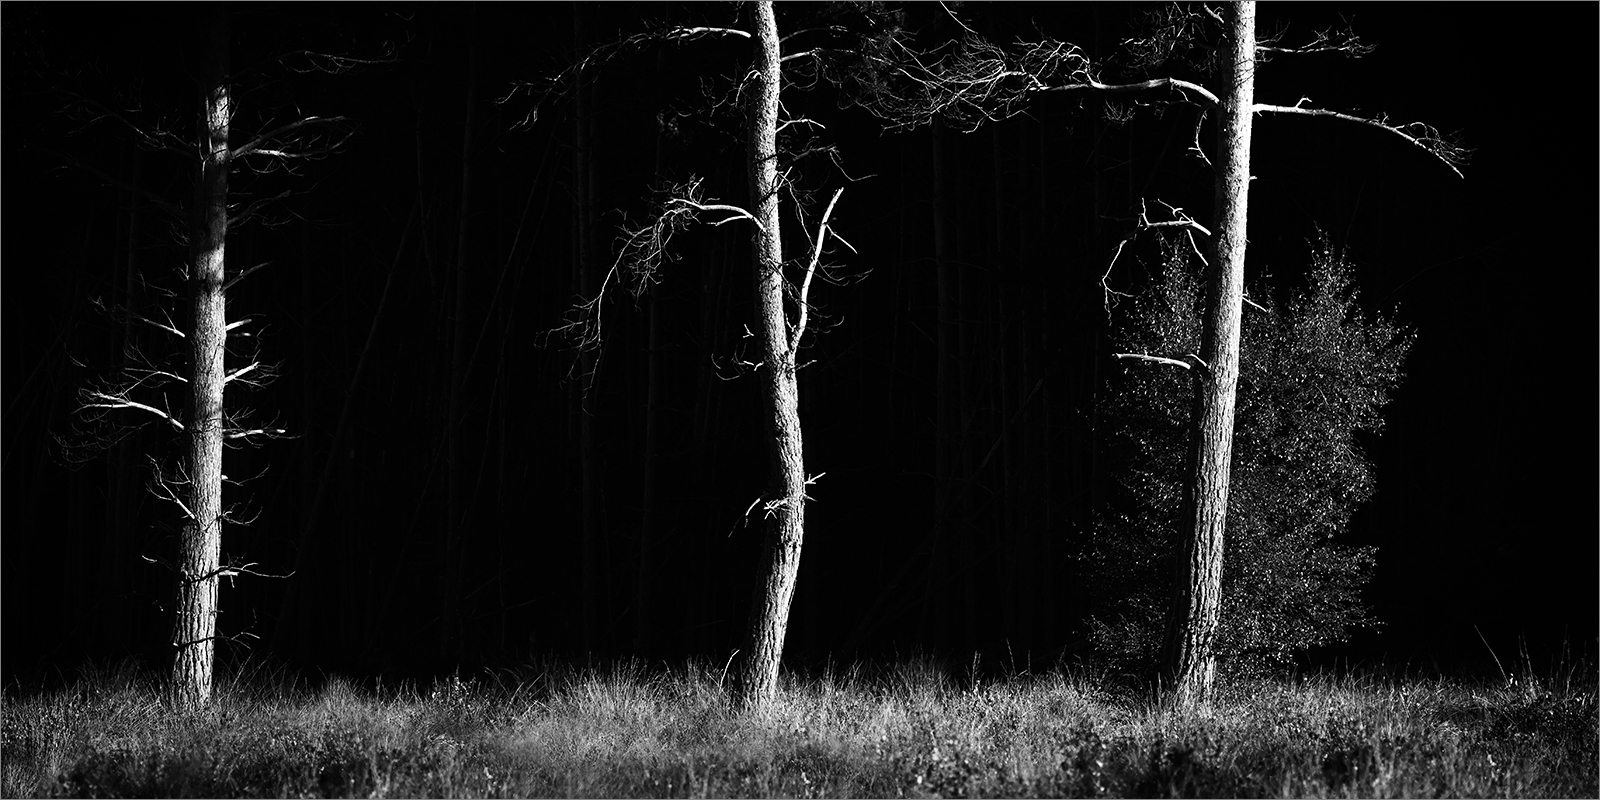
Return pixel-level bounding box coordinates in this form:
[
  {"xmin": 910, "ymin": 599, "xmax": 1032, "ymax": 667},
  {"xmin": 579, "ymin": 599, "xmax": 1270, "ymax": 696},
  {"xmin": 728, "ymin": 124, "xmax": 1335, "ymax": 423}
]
[
  {"xmin": 736, "ymin": 0, "xmax": 807, "ymax": 708},
  {"xmin": 1163, "ymin": 0, "xmax": 1254, "ymax": 709},
  {"xmin": 173, "ymin": 3, "xmax": 230, "ymax": 708}
]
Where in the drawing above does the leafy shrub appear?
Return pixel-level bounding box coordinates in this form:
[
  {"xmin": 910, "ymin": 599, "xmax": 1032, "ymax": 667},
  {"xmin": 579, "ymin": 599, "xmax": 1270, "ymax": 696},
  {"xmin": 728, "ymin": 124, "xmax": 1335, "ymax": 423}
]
[{"xmin": 1090, "ymin": 234, "xmax": 1412, "ymax": 676}]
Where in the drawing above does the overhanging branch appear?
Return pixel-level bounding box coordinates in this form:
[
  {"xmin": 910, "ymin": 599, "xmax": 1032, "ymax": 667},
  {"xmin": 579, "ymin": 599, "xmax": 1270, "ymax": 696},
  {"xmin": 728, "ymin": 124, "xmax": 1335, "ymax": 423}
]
[{"xmin": 1254, "ymin": 103, "xmax": 1468, "ymax": 178}]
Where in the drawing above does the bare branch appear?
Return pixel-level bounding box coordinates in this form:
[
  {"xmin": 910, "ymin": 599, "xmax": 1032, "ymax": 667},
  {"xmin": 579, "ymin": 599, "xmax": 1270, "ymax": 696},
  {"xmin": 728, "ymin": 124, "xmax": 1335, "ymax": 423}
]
[
  {"xmin": 229, "ymin": 116, "xmax": 353, "ymax": 162},
  {"xmin": 229, "ymin": 191, "xmax": 293, "ymax": 230},
  {"xmin": 124, "ymin": 365, "xmax": 188, "ymax": 386},
  {"xmin": 1254, "ymin": 103, "xmax": 1469, "ymax": 178},
  {"xmin": 1039, "ymin": 75, "xmax": 1220, "ymax": 107},
  {"xmin": 59, "ymin": 91, "xmax": 193, "ymax": 157},
  {"xmin": 129, "ymin": 309, "xmax": 185, "ymax": 339},
  {"xmin": 1256, "ymin": 21, "xmax": 1375, "ymax": 58},
  {"xmin": 92, "ymin": 297, "xmax": 187, "ymax": 339},
  {"xmin": 149, "ymin": 462, "xmax": 196, "ymax": 521},
  {"xmin": 222, "ymin": 260, "xmax": 272, "ymax": 292},
  {"xmin": 664, "ymin": 198, "xmax": 765, "ymax": 231},
  {"xmin": 1189, "ymin": 106, "xmax": 1212, "ymax": 167},
  {"xmin": 277, "ymin": 41, "xmax": 401, "ymax": 74},
  {"xmin": 1102, "ymin": 199, "xmax": 1212, "ymax": 318},
  {"xmin": 225, "ymin": 426, "xmax": 289, "ymax": 441},
  {"xmin": 223, "ymin": 362, "xmax": 261, "ymax": 385},
  {"xmin": 1114, "ymin": 352, "xmax": 1193, "ymax": 370},
  {"xmin": 669, "ymin": 25, "xmax": 751, "ymax": 41},
  {"xmin": 790, "ymin": 187, "xmax": 844, "ymax": 354},
  {"xmin": 80, "ymin": 390, "xmax": 184, "ymax": 431}
]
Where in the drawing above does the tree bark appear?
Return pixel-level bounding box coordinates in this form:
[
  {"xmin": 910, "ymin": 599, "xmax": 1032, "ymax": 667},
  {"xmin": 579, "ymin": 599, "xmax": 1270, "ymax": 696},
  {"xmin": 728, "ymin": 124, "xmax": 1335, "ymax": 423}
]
[
  {"xmin": 736, "ymin": 0, "xmax": 807, "ymax": 709},
  {"xmin": 1163, "ymin": 0, "xmax": 1254, "ymax": 710},
  {"xmin": 172, "ymin": 3, "xmax": 230, "ymax": 708}
]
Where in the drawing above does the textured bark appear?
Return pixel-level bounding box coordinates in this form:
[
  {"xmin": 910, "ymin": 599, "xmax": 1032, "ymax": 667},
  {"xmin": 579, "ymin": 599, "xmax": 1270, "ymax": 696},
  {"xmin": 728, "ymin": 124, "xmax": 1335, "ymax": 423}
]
[
  {"xmin": 736, "ymin": 0, "xmax": 807, "ymax": 709},
  {"xmin": 172, "ymin": 3, "xmax": 230, "ymax": 708},
  {"xmin": 1163, "ymin": 0, "xmax": 1254, "ymax": 710}
]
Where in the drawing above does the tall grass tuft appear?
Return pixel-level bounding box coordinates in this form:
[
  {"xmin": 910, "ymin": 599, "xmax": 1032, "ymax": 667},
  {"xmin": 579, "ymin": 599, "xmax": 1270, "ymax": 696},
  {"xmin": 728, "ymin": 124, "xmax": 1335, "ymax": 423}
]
[{"xmin": 3, "ymin": 651, "xmax": 1594, "ymax": 797}]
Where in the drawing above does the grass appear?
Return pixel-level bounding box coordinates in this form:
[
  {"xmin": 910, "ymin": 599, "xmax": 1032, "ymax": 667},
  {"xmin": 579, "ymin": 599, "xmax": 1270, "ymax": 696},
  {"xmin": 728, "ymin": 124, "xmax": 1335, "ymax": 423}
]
[{"xmin": 2, "ymin": 653, "xmax": 1594, "ymax": 798}]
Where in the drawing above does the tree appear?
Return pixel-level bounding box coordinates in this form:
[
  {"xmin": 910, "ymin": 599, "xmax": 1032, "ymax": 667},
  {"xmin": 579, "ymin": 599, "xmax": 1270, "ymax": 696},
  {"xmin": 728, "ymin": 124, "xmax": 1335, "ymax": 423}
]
[
  {"xmin": 1162, "ymin": 0, "xmax": 1254, "ymax": 710},
  {"xmin": 63, "ymin": 6, "xmax": 352, "ymax": 706},
  {"xmin": 868, "ymin": 0, "xmax": 1464, "ymax": 706},
  {"xmin": 552, "ymin": 0, "xmax": 862, "ymax": 707},
  {"xmin": 1092, "ymin": 235, "xmax": 1410, "ymax": 678}
]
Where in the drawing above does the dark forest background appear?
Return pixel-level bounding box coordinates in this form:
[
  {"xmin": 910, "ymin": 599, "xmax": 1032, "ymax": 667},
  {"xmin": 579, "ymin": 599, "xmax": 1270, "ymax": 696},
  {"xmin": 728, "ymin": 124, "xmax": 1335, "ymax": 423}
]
[{"xmin": 3, "ymin": 2, "xmax": 1595, "ymax": 687}]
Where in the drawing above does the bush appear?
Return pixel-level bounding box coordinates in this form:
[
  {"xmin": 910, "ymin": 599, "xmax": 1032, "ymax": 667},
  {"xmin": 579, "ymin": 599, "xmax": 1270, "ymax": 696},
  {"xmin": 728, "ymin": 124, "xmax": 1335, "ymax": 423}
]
[{"xmin": 1090, "ymin": 234, "xmax": 1412, "ymax": 677}]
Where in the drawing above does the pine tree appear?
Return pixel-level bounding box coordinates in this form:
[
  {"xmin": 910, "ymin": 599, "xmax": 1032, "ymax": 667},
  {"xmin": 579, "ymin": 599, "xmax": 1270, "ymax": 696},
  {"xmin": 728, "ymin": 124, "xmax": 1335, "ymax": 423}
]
[{"xmin": 1092, "ymin": 235, "xmax": 1411, "ymax": 679}]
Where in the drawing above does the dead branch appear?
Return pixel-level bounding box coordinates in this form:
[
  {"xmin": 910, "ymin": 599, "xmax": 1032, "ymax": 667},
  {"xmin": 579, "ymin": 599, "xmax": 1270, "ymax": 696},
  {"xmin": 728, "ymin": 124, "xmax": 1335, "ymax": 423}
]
[
  {"xmin": 1254, "ymin": 103, "xmax": 1469, "ymax": 178},
  {"xmin": 790, "ymin": 186, "xmax": 844, "ymax": 354},
  {"xmin": 1102, "ymin": 198, "xmax": 1212, "ymax": 318},
  {"xmin": 59, "ymin": 91, "xmax": 192, "ymax": 157},
  {"xmin": 1114, "ymin": 352, "xmax": 1193, "ymax": 370},
  {"xmin": 1038, "ymin": 75, "xmax": 1220, "ymax": 108},
  {"xmin": 223, "ymin": 362, "xmax": 262, "ymax": 386},
  {"xmin": 148, "ymin": 459, "xmax": 196, "ymax": 521},
  {"xmin": 222, "ymin": 261, "xmax": 272, "ymax": 292},
  {"xmin": 1256, "ymin": 20, "xmax": 1375, "ymax": 58},
  {"xmin": 80, "ymin": 389, "xmax": 185, "ymax": 431},
  {"xmin": 229, "ymin": 115, "xmax": 353, "ymax": 162}
]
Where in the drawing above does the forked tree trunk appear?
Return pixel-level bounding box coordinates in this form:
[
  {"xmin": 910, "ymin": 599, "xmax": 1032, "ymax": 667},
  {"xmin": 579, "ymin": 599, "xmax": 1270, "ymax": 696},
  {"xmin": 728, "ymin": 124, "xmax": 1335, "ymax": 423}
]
[
  {"xmin": 1163, "ymin": 0, "xmax": 1254, "ymax": 709},
  {"xmin": 172, "ymin": 3, "xmax": 230, "ymax": 708},
  {"xmin": 736, "ymin": 0, "xmax": 807, "ymax": 709}
]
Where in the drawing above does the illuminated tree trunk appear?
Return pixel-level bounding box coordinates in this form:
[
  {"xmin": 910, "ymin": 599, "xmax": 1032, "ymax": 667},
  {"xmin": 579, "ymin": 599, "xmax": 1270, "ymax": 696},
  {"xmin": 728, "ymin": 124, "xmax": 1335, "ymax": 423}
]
[
  {"xmin": 1163, "ymin": 0, "xmax": 1254, "ymax": 709},
  {"xmin": 172, "ymin": 3, "xmax": 230, "ymax": 708},
  {"xmin": 736, "ymin": 0, "xmax": 807, "ymax": 709}
]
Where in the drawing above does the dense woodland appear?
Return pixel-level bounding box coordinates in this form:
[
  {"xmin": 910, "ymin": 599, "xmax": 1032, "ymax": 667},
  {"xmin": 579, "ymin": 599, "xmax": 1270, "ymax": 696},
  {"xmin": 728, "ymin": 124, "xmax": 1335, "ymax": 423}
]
[{"xmin": 3, "ymin": 2, "xmax": 1595, "ymax": 691}]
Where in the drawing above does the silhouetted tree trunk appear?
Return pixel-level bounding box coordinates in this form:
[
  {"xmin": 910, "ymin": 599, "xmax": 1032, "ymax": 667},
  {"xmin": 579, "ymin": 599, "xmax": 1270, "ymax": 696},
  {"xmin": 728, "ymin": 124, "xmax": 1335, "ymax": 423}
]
[
  {"xmin": 171, "ymin": 4, "xmax": 231, "ymax": 707},
  {"xmin": 1162, "ymin": 0, "xmax": 1254, "ymax": 709},
  {"xmin": 736, "ymin": 0, "xmax": 807, "ymax": 708}
]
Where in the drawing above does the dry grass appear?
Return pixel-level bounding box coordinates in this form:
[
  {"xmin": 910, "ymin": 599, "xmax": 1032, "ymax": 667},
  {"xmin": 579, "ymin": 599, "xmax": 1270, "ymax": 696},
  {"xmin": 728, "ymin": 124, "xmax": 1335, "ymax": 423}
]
[{"xmin": 3, "ymin": 653, "xmax": 1594, "ymax": 797}]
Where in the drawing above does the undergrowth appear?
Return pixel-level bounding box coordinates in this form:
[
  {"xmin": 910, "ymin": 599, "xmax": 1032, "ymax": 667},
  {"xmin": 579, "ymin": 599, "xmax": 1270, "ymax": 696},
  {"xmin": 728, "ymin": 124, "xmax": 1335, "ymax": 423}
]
[{"xmin": 3, "ymin": 653, "xmax": 1594, "ymax": 798}]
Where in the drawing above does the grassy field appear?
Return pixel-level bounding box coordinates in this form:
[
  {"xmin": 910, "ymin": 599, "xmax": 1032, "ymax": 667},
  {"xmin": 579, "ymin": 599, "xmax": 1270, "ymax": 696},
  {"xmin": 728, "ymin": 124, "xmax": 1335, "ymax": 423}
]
[{"xmin": 3, "ymin": 653, "xmax": 1594, "ymax": 798}]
